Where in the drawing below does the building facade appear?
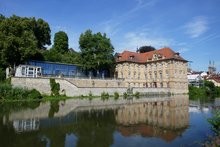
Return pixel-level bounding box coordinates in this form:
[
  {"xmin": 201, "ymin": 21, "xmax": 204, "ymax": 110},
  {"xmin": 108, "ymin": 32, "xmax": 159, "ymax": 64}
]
[{"xmin": 115, "ymin": 48, "xmax": 188, "ymax": 93}]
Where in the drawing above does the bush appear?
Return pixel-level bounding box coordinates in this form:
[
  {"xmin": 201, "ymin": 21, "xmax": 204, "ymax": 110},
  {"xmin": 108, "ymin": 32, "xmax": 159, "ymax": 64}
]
[
  {"xmin": 134, "ymin": 91, "xmax": 140, "ymax": 98},
  {"xmin": 114, "ymin": 92, "xmax": 119, "ymax": 100},
  {"xmin": 27, "ymin": 89, "xmax": 42, "ymax": 100},
  {"xmin": 50, "ymin": 78, "xmax": 60, "ymax": 96},
  {"xmin": 0, "ymin": 68, "xmax": 5, "ymax": 81},
  {"xmin": 88, "ymin": 91, "xmax": 93, "ymax": 97},
  {"xmin": 208, "ymin": 110, "xmax": 220, "ymax": 135},
  {"xmin": 123, "ymin": 92, "xmax": 127, "ymax": 99},
  {"xmin": 101, "ymin": 92, "xmax": 109, "ymax": 100},
  {"xmin": 0, "ymin": 82, "xmax": 42, "ymax": 100}
]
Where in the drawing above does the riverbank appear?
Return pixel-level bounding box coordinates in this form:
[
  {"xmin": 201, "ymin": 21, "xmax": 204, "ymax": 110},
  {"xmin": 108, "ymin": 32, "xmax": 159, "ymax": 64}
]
[{"xmin": 189, "ymin": 81, "xmax": 220, "ymax": 99}]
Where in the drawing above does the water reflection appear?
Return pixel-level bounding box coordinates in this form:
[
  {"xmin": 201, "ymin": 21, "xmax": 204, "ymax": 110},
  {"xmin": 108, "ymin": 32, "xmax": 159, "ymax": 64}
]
[
  {"xmin": 116, "ymin": 96, "xmax": 189, "ymax": 142},
  {"xmin": 0, "ymin": 96, "xmax": 195, "ymax": 147}
]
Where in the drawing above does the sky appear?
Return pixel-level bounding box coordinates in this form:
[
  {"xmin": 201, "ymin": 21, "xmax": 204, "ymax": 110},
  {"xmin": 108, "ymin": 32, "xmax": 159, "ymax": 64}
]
[{"xmin": 1, "ymin": 0, "xmax": 220, "ymax": 72}]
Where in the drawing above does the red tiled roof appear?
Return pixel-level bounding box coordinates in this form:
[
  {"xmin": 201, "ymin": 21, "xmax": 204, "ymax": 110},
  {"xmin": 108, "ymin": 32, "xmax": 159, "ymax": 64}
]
[
  {"xmin": 207, "ymin": 75, "xmax": 220, "ymax": 83},
  {"xmin": 116, "ymin": 47, "xmax": 187, "ymax": 63}
]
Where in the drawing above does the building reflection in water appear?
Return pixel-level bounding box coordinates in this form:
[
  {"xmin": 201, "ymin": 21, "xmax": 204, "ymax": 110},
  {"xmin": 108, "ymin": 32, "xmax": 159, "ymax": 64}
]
[
  {"xmin": 115, "ymin": 95, "xmax": 189, "ymax": 141},
  {"xmin": 5, "ymin": 95, "xmax": 189, "ymax": 144},
  {"xmin": 13, "ymin": 119, "xmax": 40, "ymax": 133}
]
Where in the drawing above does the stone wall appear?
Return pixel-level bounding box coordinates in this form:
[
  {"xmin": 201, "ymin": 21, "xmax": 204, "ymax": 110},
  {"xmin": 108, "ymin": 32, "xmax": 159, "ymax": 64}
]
[{"xmin": 11, "ymin": 77, "xmax": 187, "ymax": 96}]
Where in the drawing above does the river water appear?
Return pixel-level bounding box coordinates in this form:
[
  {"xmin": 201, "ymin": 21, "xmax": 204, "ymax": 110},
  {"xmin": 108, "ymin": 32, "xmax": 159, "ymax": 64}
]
[{"xmin": 0, "ymin": 95, "xmax": 219, "ymax": 147}]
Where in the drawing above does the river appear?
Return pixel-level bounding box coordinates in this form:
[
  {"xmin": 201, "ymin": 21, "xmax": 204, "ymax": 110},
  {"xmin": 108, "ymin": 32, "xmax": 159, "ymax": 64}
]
[{"xmin": 0, "ymin": 95, "xmax": 219, "ymax": 147}]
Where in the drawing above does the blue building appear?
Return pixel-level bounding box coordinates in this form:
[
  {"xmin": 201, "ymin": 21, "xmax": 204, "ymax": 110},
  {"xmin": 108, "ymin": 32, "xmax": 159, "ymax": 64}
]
[{"xmin": 27, "ymin": 60, "xmax": 83, "ymax": 77}]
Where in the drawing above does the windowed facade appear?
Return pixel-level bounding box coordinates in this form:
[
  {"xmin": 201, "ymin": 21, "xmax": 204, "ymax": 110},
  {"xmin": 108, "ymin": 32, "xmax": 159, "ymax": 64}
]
[{"xmin": 115, "ymin": 48, "xmax": 188, "ymax": 93}]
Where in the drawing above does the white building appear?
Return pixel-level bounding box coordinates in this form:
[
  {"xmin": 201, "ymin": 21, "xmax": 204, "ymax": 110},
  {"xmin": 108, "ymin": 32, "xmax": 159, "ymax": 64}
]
[
  {"xmin": 187, "ymin": 74, "xmax": 203, "ymax": 87},
  {"xmin": 15, "ymin": 65, "xmax": 42, "ymax": 78}
]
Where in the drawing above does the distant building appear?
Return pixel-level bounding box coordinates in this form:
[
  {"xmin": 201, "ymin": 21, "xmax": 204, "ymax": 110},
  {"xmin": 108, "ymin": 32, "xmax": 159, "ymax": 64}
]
[
  {"xmin": 15, "ymin": 60, "xmax": 83, "ymax": 78},
  {"xmin": 115, "ymin": 47, "xmax": 188, "ymax": 93},
  {"xmin": 207, "ymin": 74, "xmax": 220, "ymax": 87},
  {"xmin": 187, "ymin": 74, "xmax": 203, "ymax": 87},
  {"xmin": 208, "ymin": 61, "xmax": 216, "ymax": 75}
]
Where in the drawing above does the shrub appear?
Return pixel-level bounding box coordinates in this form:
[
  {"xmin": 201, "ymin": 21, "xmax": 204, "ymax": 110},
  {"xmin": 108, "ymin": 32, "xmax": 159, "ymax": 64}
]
[
  {"xmin": 50, "ymin": 78, "xmax": 60, "ymax": 96},
  {"xmin": 208, "ymin": 110, "xmax": 220, "ymax": 135},
  {"xmin": 0, "ymin": 82, "xmax": 42, "ymax": 100},
  {"xmin": 114, "ymin": 92, "xmax": 119, "ymax": 100},
  {"xmin": 27, "ymin": 89, "xmax": 42, "ymax": 100},
  {"xmin": 0, "ymin": 68, "xmax": 5, "ymax": 82},
  {"xmin": 101, "ymin": 92, "xmax": 109, "ymax": 100},
  {"xmin": 123, "ymin": 92, "xmax": 127, "ymax": 99},
  {"xmin": 134, "ymin": 91, "xmax": 140, "ymax": 98},
  {"xmin": 88, "ymin": 91, "xmax": 93, "ymax": 97}
]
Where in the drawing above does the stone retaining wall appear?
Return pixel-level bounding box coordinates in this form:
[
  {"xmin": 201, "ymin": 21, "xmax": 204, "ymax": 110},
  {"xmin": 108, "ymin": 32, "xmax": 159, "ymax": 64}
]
[{"xmin": 11, "ymin": 77, "xmax": 185, "ymax": 96}]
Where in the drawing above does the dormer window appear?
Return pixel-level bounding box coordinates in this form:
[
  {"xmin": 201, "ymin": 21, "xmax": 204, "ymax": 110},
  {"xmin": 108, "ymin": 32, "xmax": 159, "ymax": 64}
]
[
  {"xmin": 130, "ymin": 55, "xmax": 134, "ymax": 60},
  {"xmin": 117, "ymin": 56, "xmax": 122, "ymax": 60},
  {"xmin": 153, "ymin": 54, "xmax": 158, "ymax": 60},
  {"xmin": 174, "ymin": 52, "xmax": 180, "ymax": 57}
]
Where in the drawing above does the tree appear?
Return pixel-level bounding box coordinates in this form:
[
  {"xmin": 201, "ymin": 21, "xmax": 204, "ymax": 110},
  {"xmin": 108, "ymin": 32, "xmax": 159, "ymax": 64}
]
[
  {"xmin": 0, "ymin": 14, "xmax": 51, "ymax": 68},
  {"xmin": 53, "ymin": 31, "xmax": 68, "ymax": 53},
  {"xmin": 34, "ymin": 18, "xmax": 51, "ymax": 49},
  {"xmin": 79, "ymin": 30, "xmax": 114, "ymax": 76},
  {"xmin": 137, "ymin": 46, "xmax": 156, "ymax": 53}
]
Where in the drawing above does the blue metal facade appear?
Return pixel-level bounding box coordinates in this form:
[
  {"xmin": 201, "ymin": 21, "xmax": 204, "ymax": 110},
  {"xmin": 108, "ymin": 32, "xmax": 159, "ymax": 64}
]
[{"xmin": 28, "ymin": 60, "xmax": 81, "ymax": 77}]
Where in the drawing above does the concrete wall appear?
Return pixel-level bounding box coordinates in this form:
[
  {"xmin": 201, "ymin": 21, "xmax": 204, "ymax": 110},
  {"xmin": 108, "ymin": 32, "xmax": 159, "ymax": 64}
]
[{"xmin": 11, "ymin": 77, "xmax": 187, "ymax": 96}]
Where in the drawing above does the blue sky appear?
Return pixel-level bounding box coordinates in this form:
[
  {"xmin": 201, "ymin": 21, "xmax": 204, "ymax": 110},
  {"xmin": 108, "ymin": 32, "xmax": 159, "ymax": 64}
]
[{"xmin": 1, "ymin": 0, "xmax": 220, "ymax": 72}]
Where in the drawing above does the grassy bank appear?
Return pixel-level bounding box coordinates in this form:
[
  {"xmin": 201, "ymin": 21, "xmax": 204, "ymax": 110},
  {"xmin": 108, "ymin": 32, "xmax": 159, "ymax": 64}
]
[{"xmin": 0, "ymin": 80, "xmax": 43, "ymax": 101}]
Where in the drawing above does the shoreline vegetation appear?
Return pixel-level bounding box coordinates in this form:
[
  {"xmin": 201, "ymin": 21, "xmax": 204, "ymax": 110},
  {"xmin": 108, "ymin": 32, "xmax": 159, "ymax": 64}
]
[{"xmin": 189, "ymin": 80, "xmax": 220, "ymax": 99}]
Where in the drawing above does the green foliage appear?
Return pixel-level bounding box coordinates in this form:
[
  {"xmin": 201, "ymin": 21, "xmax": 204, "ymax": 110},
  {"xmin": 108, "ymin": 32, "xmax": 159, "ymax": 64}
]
[
  {"xmin": 79, "ymin": 29, "xmax": 114, "ymax": 74},
  {"xmin": 53, "ymin": 31, "xmax": 68, "ymax": 53},
  {"xmin": 134, "ymin": 91, "xmax": 140, "ymax": 98},
  {"xmin": 0, "ymin": 14, "xmax": 51, "ymax": 68},
  {"xmin": 88, "ymin": 91, "xmax": 93, "ymax": 97},
  {"xmin": 101, "ymin": 92, "xmax": 109, "ymax": 100},
  {"xmin": 189, "ymin": 81, "xmax": 220, "ymax": 99},
  {"xmin": 0, "ymin": 82, "xmax": 42, "ymax": 100},
  {"xmin": 204, "ymin": 80, "xmax": 218, "ymax": 95},
  {"xmin": 123, "ymin": 92, "xmax": 128, "ymax": 99},
  {"xmin": 208, "ymin": 110, "xmax": 220, "ymax": 135},
  {"xmin": 27, "ymin": 89, "xmax": 42, "ymax": 100},
  {"xmin": 42, "ymin": 49, "xmax": 79, "ymax": 65},
  {"xmin": 188, "ymin": 85, "xmax": 206, "ymax": 99},
  {"xmin": 48, "ymin": 100, "xmax": 60, "ymax": 118},
  {"xmin": 50, "ymin": 78, "xmax": 60, "ymax": 96},
  {"xmin": 137, "ymin": 46, "xmax": 156, "ymax": 53},
  {"xmin": 0, "ymin": 68, "xmax": 5, "ymax": 81},
  {"xmin": 114, "ymin": 91, "xmax": 119, "ymax": 100}
]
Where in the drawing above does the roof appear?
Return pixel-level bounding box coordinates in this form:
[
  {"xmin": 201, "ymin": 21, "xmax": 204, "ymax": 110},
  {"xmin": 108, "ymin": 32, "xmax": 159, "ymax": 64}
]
[
  {"xmin": 207, "ymin": 75, "xmax": 220, "ymax": 83},
  {"xmin": 28, "ymin": 60, "xmax": 81, "ymax": 67},
  {"xmin": 116, "ymin": 47, "xmax": 187, "ymax": 63},
  {"xmin": 187, "ymin": 74, "xmax": 202, "ymax": 80}
]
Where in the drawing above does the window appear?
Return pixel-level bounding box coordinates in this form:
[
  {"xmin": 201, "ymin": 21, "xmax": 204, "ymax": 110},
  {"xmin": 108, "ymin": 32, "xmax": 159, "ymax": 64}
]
[
  {"xmin": 21, "ymin": 67, "xmax": 26, "ymax": 75},
  {"xmin": 166, "ymin": 70, "xmax": 169, "ymax": 78},
  {"xmin": 154, "ymin": 72, "xmax": 157, "ymax": 79},
  {"xmin": 160, "ymin": 72, "xmax": 162, "ymax": 79}
]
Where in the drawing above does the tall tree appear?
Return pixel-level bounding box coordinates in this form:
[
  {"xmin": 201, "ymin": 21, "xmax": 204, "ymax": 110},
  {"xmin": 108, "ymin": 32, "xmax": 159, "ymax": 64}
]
[
  {"xmin": 53, "ymin": 31, "xmax": 68, "ymax": 53},
  {"xmin": 0, "ymin": 14, "xmax": 51, "ymax": 68},
  {"xmin": 137, "ymin": 46, "xmax": 156, "ymax": 53},
  {"xmin": 79, "ymin": 30, "xmax": 114, "ymax": 76},
  {"xmin": 34, "ymin": 18, "xmax": 51, "ymax": 49}
]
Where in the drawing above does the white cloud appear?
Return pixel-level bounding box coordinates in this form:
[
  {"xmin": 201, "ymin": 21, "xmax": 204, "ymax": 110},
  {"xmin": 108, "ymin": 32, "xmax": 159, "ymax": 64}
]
[
  {"xmin": 177, "ymin": 48, "xmax": 189, "ymax": 54},
  {"xmin": 185, "ymin": 16, "xmax": 208, "ymax": 38},
  {"xmin": 115, "ymin": 32, "xmax": 174, "ymax": 52},
  {"xmin": 100, "ymin": 0, "xmax": 157, "ymax": 37}
]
